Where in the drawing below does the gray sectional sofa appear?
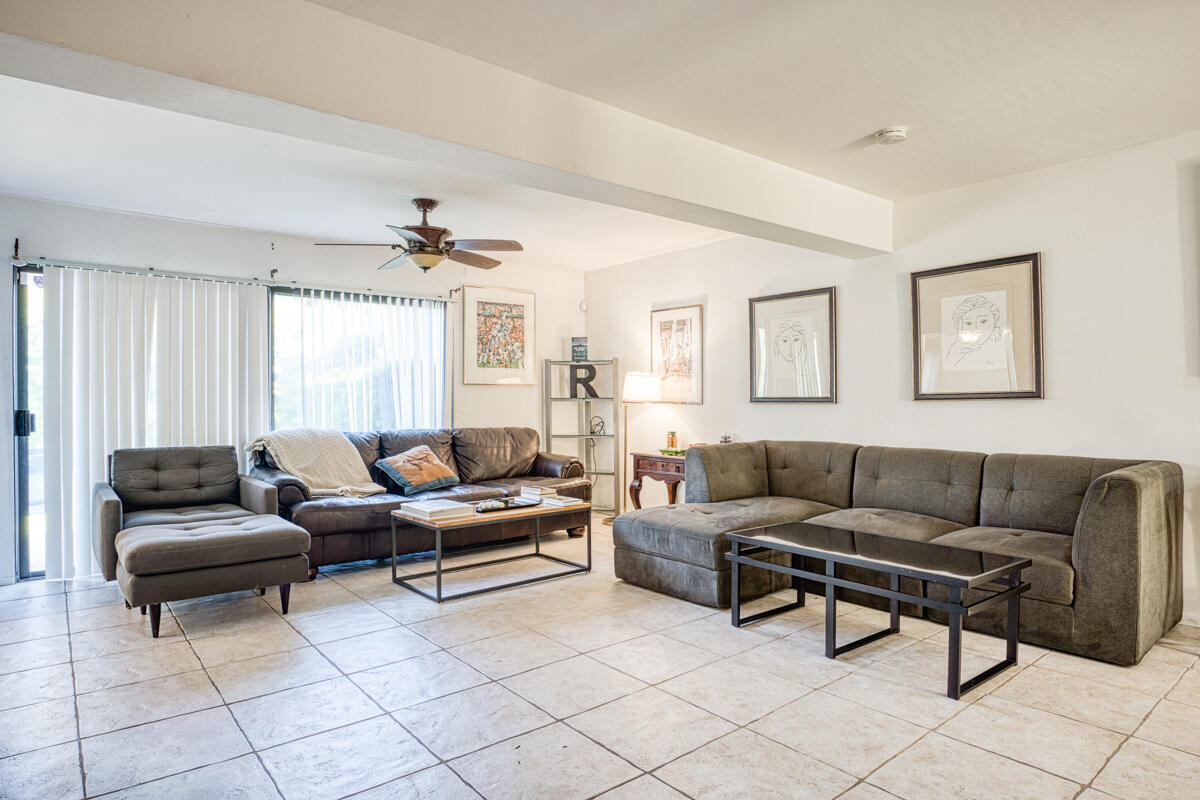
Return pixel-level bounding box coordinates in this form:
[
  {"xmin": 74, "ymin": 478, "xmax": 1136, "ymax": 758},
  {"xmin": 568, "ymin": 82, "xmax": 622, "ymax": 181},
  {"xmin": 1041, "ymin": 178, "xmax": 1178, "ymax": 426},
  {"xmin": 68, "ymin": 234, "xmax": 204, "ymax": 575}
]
[{"xmin": 613, "ymin": 441, "xmax": 1183, "ymax": 665}]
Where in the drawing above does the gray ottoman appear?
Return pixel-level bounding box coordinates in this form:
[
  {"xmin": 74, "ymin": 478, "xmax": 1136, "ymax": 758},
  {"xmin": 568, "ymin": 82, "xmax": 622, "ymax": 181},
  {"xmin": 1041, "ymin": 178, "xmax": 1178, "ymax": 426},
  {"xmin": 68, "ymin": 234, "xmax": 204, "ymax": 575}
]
[
  {"xmin": 115, "ymin": 514, "xmax": 310, "ymax": 637},
  {"xmin": 612, "ymin": 498, "xmax": 823, "ymax": 607}
]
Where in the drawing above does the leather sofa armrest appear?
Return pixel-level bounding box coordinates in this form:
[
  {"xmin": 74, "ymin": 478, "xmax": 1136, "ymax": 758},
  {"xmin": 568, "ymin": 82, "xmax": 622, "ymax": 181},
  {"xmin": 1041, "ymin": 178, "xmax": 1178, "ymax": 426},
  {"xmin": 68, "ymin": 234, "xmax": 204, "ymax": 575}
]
[
  {"xmin": 92, "ymin": 482, "xmax": 123, "ymax": 582},
  {"xmin": 1072, "ymin": 460, "xmax": 1184, "ymax": 664},
  {"xmin": 239, "ymin": 475, "xmax": 279, "ymax": 516},
  {"xmin": 249, "ymin": 464, "xmax": 311, "ymax": 506},
  {"xmin": 532, "ymin": 452, "xmax": 585, "ymax": 479}
]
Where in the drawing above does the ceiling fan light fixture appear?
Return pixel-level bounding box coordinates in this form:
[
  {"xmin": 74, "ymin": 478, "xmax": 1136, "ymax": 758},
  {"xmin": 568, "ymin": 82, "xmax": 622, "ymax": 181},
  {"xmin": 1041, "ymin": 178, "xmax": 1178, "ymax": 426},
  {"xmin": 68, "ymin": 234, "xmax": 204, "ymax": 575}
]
[{"xmin": 405, "ymin": 251, "xmax": 446, "ymax": 271}]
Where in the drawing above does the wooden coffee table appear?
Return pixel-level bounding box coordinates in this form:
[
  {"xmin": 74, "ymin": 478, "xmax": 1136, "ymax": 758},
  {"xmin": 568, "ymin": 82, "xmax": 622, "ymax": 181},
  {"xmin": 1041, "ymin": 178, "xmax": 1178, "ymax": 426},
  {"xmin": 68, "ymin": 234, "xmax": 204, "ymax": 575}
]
[{"xmin": 390, "ymin": 502, "xmax": 592, "ymax": 602}]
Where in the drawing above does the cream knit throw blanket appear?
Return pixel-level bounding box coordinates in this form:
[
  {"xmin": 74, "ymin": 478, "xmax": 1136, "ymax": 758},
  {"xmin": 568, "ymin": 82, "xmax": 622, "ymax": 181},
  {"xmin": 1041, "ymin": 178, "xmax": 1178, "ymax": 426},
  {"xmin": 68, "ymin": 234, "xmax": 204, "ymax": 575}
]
[{"xmin": 250, "ymin": 428, "xmax": 385, "ymax": 497}]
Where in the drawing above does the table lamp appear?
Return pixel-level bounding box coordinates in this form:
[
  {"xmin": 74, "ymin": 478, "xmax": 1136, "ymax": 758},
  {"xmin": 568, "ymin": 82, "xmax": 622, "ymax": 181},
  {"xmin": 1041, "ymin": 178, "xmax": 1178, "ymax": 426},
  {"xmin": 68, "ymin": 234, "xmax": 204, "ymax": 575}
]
[{"xmin": 603, "ymin": 371, "xmax": 662, "ymax": 525}]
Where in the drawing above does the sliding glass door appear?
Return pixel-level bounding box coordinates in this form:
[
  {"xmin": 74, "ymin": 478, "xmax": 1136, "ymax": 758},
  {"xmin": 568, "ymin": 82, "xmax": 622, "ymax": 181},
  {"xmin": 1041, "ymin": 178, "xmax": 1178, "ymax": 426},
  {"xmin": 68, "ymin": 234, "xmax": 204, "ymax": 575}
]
[{"xmin": 14, "ymin": 267, "xmax": 45, "ymax": 578}]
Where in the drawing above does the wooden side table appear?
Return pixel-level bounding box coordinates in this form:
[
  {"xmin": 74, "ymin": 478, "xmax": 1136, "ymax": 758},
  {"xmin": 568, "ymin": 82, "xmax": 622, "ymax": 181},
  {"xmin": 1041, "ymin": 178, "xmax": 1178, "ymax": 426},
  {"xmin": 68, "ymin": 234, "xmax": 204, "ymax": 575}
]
[{"xmin": 629, "ymin": 452, "xmax": 686, "ymax": 509}]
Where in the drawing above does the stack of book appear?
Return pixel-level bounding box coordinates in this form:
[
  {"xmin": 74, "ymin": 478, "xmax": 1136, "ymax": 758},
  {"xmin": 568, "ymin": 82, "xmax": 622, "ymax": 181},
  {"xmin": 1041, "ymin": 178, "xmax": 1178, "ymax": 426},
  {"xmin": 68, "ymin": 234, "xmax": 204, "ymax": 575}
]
[
  {"xmin": 541, "ymin": 494, "xmax": 584, "ymax": 507},
  {"xmin": 402, "ymin": 499, "xmax": 476, "ymax": 520},
  {"xmin": 520, "ymin": 486, "xmax": 556, "ymax": 501}
]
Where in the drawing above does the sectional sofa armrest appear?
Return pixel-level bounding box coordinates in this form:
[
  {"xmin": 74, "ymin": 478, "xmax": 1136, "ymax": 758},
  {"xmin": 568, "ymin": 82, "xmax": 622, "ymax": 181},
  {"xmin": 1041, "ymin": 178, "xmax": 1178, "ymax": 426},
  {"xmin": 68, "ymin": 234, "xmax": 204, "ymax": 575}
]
[
  {"xmin": 531, "ymin": 452, "xmax": 585, "ymax": 479},
  {"xmin": 249, "ymin": 464, "xmax": 311, "ymax": 507},
  {"xmin": 92, "ymin": 482, "xmax": 123, "ymax": 582},
  {"xmin": 239, "ymin": 475, "xmax": 279, "ymax": 516},
  {"xmin": 1072, "ymin": 460, "xmax": 1184, "ymax": 664}
]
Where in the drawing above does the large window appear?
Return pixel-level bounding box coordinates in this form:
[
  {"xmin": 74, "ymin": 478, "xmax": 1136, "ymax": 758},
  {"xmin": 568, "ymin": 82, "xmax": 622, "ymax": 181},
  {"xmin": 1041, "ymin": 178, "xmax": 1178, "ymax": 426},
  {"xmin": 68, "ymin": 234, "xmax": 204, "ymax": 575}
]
[{"xmin": 270, "ymin": 288, "xmax": 446, "ymax": 431}]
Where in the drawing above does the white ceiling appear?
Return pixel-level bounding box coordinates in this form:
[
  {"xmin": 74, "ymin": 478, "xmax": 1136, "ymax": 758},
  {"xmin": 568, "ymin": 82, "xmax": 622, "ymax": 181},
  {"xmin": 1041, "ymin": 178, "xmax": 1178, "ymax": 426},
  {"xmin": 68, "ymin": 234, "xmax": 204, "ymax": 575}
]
[
  {"xmin": 0, "ymin": 75, "xmax": 732, "ymax": 270},
  {"xmin": 310, "ymin": 0, "xmax": 1200, "ymax": 198}
]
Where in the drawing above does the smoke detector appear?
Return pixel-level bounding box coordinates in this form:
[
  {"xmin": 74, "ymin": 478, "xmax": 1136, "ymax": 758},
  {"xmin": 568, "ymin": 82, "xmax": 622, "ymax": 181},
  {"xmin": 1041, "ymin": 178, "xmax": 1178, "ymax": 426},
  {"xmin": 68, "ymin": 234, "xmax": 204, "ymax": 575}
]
[{"xmin": 874, "ymin": 126, "xmax": 908, "ymax": 145}]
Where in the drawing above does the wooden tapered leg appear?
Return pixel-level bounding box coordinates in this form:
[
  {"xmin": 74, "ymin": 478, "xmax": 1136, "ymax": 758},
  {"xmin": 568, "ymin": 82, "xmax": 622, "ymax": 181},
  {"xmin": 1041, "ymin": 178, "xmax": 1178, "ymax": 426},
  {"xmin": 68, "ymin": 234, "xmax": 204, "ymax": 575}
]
[
  {"xmin": 306, "ymin": 568, "xmax": 318, "ymax": 581},
  {"xmin": 257, "ymin": 587, "xmax": 267, "ymax": 596},
  {"xmin": 124, "ymin": 599, "xmax": 131, "ymax": 609},
  {"xmin": 148, "ymin": 604, "xmax": 161, "ymax": 638},
  {"xmin": 566, "ymin": 526, "xmax": 585, "ymax": 538},
  {"xmin": 140, "ymin": 605, "xmax": 147, "ymax": 615},
  {"xmin": 279, "ymin": 584, "xmax": 292, "ymax": 615}
]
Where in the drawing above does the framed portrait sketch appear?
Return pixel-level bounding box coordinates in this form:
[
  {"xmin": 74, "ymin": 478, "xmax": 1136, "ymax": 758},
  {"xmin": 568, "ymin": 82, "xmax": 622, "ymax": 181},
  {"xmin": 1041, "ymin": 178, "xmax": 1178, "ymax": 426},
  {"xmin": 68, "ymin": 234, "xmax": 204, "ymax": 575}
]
[
  {"xmin": 462, "ymin": 285, "xmax": 536, "ymax": 385},
  {"xmin": 911, "ymin": 253, "xmax": 1042, "ymax": 400},
  {"xmin": 749, "ymin": 287, "xmax": 836, "ymax": 403},
  {"xmin": 650, "ymin": 303, "xmax": 703, "ymax": 403}
]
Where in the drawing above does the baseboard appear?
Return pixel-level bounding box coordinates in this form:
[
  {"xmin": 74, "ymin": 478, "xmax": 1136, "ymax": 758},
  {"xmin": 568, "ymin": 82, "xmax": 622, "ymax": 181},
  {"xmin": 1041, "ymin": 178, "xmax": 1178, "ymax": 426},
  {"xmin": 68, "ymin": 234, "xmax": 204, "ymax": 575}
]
[{"xmin": 1181, "ymin": 612, "xmax": 1200, "ymax": 628}]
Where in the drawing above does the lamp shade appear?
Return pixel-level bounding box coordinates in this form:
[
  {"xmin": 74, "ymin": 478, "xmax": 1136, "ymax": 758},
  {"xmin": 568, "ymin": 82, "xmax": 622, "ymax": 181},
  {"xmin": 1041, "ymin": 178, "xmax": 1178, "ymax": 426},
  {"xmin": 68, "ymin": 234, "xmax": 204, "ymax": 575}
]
[{"xmin": 623, "ymin": 371, "xmax": 662, "ymax": 403}]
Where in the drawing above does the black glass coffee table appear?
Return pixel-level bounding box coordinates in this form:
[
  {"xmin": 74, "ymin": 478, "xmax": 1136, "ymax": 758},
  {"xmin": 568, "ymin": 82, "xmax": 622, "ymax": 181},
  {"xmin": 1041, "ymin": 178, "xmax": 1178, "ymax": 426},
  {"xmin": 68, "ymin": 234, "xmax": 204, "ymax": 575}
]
[{"xmin": 726, "ymin": 521, "xmax": 1031, "ymax": 699}]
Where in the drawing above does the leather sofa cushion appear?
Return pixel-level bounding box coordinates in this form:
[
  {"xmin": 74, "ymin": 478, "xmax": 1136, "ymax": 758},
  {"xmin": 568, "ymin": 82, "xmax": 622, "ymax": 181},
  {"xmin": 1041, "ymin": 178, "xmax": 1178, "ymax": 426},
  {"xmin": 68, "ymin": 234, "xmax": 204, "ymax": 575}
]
[
  {"xmin": 613, "ymin": 496, "xmax": 837, "ymax": 570},
  {"xmin": 116, "ymin": 514, "xmax": 310, "ymax": 576},
  {"xmin": 853, "ymin": 446, "xmax": 986, "ymax": 527},
  {"xmin": 685, "ymin": 442, "xmax": 769, "ymax": 503},
  {"xmin": 344, "ymin": 431, "xmax": 384, "ymax": 482},
  {"xmin": 290, "ymin": 485, "xmax": 505, "ymax": 534},
  {"xmin": 764, "ymin": 441, "xmax": 860, "ymax": 507},
  {"xmin": 451, "ymin": 427, "xmax": 540, "ymax": 483},
  {"xmin": 934, "ymin": 526, "xmax": 1075, "ymax": 605},
  {"xmin": 123, "ymin": 504, "xmax": 254, "ymax": 529},
  {"xmin": 111, "ymin": 446, "xmax": 240, "ymax": 511},
  {"xmin": 805, "ymin": 507, "xmax": 964, "ymax": 541},
  {"xmin": 379, "ymin": 430, "xmax": 457, "ymax": 479},
  {"xmin": 980, "ymin": 453, "xmax": 1143, "ymax": 536}
]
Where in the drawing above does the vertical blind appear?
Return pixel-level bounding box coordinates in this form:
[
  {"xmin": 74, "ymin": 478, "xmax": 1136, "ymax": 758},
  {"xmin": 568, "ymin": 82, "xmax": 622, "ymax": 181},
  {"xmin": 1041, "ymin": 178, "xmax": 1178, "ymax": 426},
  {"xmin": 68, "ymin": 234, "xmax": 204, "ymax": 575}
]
[
  {"xmin": 270, "ymin": 288, "xmax": 446, "ymax": 432},
  {"xmin": 42, "ymin": 267, "xmax": 270, "ymax": 579}
]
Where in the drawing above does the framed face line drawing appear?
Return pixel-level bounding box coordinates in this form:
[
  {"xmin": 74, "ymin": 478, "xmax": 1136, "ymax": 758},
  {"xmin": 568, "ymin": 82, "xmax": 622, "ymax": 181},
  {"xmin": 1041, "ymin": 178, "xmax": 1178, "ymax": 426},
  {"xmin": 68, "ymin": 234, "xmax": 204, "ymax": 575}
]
[
  {"xmin": 910, "ymin": 253, "xmax": 1043, "ymax": 400},
  {"xmin": 650, "ymin": 303, "xmax": 703, "ymax": 404},
  {"xmin": 749, "ymin": 286, "xmax": 836, "ymax": 403}
]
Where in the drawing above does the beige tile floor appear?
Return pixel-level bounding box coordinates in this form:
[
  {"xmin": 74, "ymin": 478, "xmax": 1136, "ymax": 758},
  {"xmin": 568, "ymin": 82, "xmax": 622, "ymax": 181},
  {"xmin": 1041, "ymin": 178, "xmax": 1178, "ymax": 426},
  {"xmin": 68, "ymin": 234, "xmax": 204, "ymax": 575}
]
[{"xmin": 1, "ymin": 514, "xmax": 1199, "ymax": 799}]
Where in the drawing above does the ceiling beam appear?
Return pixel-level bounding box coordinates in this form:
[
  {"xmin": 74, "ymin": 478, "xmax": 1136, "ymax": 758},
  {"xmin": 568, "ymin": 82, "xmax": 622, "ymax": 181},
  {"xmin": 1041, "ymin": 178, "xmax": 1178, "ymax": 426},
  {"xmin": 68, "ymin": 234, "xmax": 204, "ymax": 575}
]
[{"xmin": 0, "ymin": 0, "xmax": 892, "ymax": 257}]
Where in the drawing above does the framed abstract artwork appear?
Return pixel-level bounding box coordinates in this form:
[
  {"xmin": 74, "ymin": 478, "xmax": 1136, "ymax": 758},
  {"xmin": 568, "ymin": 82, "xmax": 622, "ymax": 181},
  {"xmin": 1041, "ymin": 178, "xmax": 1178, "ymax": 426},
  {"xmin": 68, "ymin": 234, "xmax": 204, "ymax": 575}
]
[
  {"xmin": 650, "ymin": 303, "xmax": 703, "ymax": 404},
  {"xmin": 462, "ymin": 285, "xmax": 536, "ymax": 385},
  {"xmin": 911, "ymin": 253, "xmax": 1043, "ymax": 400},
  {"xmin": 749, "ymin": 286, "xmax": 836, "ymax": 403}
]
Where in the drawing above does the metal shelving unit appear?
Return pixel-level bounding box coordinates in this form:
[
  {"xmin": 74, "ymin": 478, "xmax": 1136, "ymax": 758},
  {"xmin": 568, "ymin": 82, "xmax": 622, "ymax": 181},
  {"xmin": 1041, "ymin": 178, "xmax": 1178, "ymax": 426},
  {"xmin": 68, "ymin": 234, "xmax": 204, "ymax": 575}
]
[{"xmin": 543, "ymin": 358, "xmax": 619, "ymax": 513}]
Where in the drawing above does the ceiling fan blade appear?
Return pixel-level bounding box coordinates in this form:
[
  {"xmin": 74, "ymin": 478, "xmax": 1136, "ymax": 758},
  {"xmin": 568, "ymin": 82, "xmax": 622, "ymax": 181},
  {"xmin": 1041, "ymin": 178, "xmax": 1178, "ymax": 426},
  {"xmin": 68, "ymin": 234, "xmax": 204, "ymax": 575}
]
[
  {"xmin": 386, "ymin": 225, "xmax": 430, "ymax": 245},
  {"xmin": 447, "ymin": 249, "xmax": 502, "ymax": 269},
  {"xmin": 377, "ymin": 254, "xmax": 411, "ymax": 270},
  {"xmin": 314, "ymin": 243, "xmax": 400, "ymax": 247},
  {"xmin": 447, "ymin": 239, "xmax": 523, "ymax": 252}
]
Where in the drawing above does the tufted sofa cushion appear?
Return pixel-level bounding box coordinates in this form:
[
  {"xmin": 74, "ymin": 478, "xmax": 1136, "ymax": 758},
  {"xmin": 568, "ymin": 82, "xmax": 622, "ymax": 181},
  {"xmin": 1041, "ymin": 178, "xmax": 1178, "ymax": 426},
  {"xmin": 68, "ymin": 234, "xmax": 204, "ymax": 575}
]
[
  {"xmin": 115, "ymin": 514, "xmax": 311, "ymax": 576},
  {"xmin": 764, "ymin": 441, "xmax": 860, "ymax": 507},
  {"xmin": 613, "ymin": 496, "xmax": 837, "ymax": 570},
  {"xmin": 122, "ymin": 503, "xmax": 254, "ymax": 529},
  {"xmin": 979, "ymin": 453, "xmax": 1144, "ymax": 536},
  {"xmin": 852, "ymin": 446, "xmax": 986, "ymax": 527},
  {"xmin": 685, "ymin": 442, "xmax": 769, "ymax": 503},
  {"xmin": 111, "ymin": 446, "xmax": 240, "ymax": 512}
]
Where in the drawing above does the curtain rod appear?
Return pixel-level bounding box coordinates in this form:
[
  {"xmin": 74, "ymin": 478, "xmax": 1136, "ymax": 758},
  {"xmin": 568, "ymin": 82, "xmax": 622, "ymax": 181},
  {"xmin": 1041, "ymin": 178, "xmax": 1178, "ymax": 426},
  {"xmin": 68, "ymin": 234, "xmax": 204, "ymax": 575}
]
[{"xmin": 14, "ymin": 256, "xmax": 450, "ymax": 302}]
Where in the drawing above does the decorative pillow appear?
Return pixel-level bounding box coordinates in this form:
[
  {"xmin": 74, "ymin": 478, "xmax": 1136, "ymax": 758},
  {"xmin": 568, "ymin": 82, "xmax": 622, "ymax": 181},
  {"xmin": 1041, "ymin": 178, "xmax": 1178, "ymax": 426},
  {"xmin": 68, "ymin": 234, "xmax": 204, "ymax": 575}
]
[{"xmin": 375, "ymin": 445, "xmax": 459, "ymax": 496}]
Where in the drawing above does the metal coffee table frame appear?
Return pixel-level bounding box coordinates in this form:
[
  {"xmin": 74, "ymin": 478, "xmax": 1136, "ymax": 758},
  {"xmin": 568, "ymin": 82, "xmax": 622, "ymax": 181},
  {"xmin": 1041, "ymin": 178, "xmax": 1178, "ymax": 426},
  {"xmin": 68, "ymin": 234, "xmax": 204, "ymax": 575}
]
[
  {"xmin": 726, "ymin": 526, "xmax": 1030, "ymax": 699},
  {"xmin": 391, "ymin": 505, "xmax": 592, "ymax": 603}
]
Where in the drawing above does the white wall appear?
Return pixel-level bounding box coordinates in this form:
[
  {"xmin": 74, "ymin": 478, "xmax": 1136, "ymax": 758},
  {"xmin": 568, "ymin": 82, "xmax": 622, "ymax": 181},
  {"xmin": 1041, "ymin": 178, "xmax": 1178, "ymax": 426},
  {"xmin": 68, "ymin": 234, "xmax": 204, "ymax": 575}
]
[
  {"xmin": 585, "ymin": 130, "xmax": 1200, "ymax": 623},
  {"xmin": 0, "ymin": 195, "xmax": 584, "ymax": 581}
]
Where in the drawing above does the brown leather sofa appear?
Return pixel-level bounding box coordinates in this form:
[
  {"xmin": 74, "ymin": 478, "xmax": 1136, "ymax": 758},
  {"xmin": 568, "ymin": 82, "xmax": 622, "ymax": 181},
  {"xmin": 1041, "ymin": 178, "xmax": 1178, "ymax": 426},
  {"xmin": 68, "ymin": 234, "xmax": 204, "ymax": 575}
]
[{"xmin": 250, "ymin": 427, "xmax": 591, "ymax": 572}]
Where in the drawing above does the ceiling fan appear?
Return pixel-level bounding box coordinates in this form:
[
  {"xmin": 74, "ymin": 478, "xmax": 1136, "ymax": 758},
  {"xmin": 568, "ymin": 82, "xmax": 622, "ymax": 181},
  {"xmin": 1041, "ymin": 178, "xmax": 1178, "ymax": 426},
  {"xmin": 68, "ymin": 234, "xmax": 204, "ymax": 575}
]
[{"xmin": 315, "ymin": 198, "xmax": 522, "ymax": 271}]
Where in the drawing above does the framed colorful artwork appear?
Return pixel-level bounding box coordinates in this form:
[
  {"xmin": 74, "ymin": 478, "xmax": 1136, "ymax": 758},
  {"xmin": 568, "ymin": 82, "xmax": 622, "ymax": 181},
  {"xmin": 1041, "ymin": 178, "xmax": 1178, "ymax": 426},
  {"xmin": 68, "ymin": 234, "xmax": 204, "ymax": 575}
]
[
  {"xmin": 462, "ymin": 285, "xmax": 536, "ymax": 385},
  {"xmin": 650, "ymin": 303, "xmax": 703, "ymax": 404},
  {"xmin": 911, "ymin": 253, "xmax": 1043, "ymax": 399},
  {"xmin": 749, "ymin": 286, "xmax": 836, "ymax": 403}
]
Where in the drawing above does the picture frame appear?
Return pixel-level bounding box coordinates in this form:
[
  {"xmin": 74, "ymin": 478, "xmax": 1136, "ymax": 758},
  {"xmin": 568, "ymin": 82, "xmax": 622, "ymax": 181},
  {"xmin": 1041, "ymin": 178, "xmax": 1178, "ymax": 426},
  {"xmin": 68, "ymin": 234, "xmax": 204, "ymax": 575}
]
[
  {"xmin": 911, "ymin": 253, "xmax": 1042, "ymax": 400},
  {"xmin": 462, "ymin": 284, "xmax": 536, "ymax": 385},
  {"xmin": 749, "ymin": 286, "xmax": 837, "ymax": 403},
  {"xmin": 650, "ymin": 303, "xmax": 703, "ymax": 404}
]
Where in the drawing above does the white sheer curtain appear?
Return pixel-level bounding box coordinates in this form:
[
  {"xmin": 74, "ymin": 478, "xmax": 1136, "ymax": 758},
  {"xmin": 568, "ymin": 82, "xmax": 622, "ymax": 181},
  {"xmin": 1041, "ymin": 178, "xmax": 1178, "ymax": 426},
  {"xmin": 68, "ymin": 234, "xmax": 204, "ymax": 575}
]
[
  {"xmin": 271, "ymin": 289, "xmax": 446, "ymax": 431},
  {"xmin": 42, "ymin": 267, "xmax": 269, "ymax": 579}
]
